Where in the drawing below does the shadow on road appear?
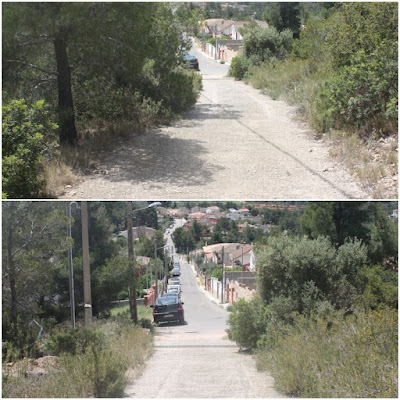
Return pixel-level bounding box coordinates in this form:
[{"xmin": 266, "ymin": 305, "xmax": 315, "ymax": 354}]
[
  {"xmin": 184, "ymin": 103, "xmax": 242, "ymax": 121},
  {"xmin": 155, "ymin": 320, "xmax": 188, "ymax": 327},
  {"xmin": 90, "ymin": 128, "xmax": 221, "ymax": 187}
]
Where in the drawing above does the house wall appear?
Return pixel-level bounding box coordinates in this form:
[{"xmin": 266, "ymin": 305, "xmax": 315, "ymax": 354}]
[{"xmin": 224, "ymin": 271, "xmax": 256, "ymax": 287}]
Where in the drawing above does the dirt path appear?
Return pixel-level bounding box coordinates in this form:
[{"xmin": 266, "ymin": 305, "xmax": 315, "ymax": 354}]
[{"xmin": 60, "ymin": 47, "xmax": 369, "ymax": 200}]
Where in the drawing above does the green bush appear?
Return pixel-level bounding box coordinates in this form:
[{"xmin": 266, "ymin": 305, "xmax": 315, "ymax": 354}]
[
  {"xmin": 227, "ymin": 297, "xmax": 275, "ymax": 350},
  {"xmin": 160, "ymin": 70, "xmax": 202, "ymax": 114},
  {"xmin": 2, "ymin": 99, "xmax": 58, "ymax": 198},
  {"xmin": 228, "ymin": 56, "xmax": 250, "ymax": 80},
  {"xmin": 45, "ymin": 327, "xmax": 106, "ymax": 356},
  {"xmin": 355, "ymin": 264, "xmax": 398, "ymax": 309},
  {"xmin": 326, "ymin": 43, "xmax": 398, "ymax": 136},
  {"xmin": 44, "ymin": 331, "xmax": 77, "ymax": 356}
]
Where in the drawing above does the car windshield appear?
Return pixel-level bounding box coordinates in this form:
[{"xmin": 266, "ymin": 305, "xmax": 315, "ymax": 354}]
[{"xmin": 156, "ymin": 297, "xmax": 178, "ymax": 306}]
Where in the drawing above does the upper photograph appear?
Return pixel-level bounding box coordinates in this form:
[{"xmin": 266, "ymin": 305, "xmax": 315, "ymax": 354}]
[{"xmin": 2, "ymin": 2, "xmax": 398, "ymax": 200}]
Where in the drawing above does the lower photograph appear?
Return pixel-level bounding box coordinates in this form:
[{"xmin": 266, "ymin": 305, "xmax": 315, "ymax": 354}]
[{"xmin": 2, "ymin": 200, "xmax": 398, "ymax": 398}]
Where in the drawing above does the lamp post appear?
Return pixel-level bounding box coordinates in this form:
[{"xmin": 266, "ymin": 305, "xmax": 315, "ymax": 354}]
[
  {"xmin": 81, "ymin": 201, "xmax": 92, "ymax": 326},
  {"xmin": 127, "ymin": 202, "xmax": 161, "ymax": 324}
]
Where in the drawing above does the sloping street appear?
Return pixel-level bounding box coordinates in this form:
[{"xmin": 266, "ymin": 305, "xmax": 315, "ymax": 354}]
[
  {"xmin": 61, "ymin": 45, "xmax": 367, "ymax": 200},
  {"xmin": 125, "ymin": 256, "xmax": 284, "ymax": 398}
]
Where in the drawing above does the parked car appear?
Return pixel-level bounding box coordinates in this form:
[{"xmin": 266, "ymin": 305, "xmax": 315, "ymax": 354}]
[
  {"xmin": 174, "ymin": 261, "xmax": 180, "ymax": 268},
  {"xmin": 169, "ymin": 278, "xmax": 180, "ymax": 286},
  {"xmin": 183, "ymin": 52, "xmax": 199, "ymax": 71},
  {"xmin": 172, "ymin": 267, "xmax": 180, "ymax": 276},
  {"xmin": 163, "ymin": 292, "xmax": 179, "ymax": 298},
  {"xmin": 151, "ymin": 295, "xmax": 184, "ymax": 324},
  {"xmin": 169, "ymin": 280, "xmax": 181, "ymax": 293},
  {"xmin": 167, "ymin": 284, "xmax": 181, "ymax": 296}
]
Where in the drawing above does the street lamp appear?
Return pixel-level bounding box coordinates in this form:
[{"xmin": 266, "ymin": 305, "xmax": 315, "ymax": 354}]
[{"xmin": 127, "ymin": 201, "xmax": 161, "ymax": 324}]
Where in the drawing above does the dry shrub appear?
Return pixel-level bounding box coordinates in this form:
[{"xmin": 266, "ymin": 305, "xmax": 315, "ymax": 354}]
[
  {"xmin": 257, "ymin": 307, "xmax": 398, "ymax": 398},
  {"xmin": 2, "ymin": 318, "xmax": 153, "ymax": 398},
  {"xmin": 328, "ymin": 131, "xmax": 398, "ymax": 198}
]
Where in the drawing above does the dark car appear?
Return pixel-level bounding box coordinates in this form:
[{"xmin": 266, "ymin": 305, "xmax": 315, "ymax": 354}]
[
  {"xmin": 183, "ymin": 52, "xmax": 199, "ymax": 71},
  {"xmin": 151, "ymin": 295, "xmax": 184, "ymax": 324}
]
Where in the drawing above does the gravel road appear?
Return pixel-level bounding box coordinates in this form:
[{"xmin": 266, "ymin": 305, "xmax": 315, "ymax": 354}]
[
  {"xmin": 124, "ymin": 255, "xmax": 284, "ymax": 398},
  {"xmin": 61, "ymin": 45, "xmax": 368, "ymax": 200}
]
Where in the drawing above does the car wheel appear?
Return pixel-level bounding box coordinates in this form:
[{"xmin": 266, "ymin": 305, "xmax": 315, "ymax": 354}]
[{"xmin": 179, "ymin": 318, "xmax": 184, "ymax": 325}]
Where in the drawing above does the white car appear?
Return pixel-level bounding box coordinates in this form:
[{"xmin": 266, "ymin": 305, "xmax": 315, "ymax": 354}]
[{"xmin": 167, "ymin": 284, "xmax": 181, "ymax": 296}]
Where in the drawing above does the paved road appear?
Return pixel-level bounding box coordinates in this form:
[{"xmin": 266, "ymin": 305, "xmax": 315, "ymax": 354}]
[
  {"xmin": 125, "ymin": 256, "xmax": 284, "ymax": 398},
  {"xmin": 61, "ymin": 44, "xmax": 368, "ymax": 199}
]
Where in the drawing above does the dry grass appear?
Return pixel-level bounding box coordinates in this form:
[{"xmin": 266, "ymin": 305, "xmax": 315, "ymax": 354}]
[
  {"xmin": 327, "ymin": 131, "xmax": 398, "ymax": 198},
  {"xmin": 2, "ymin": 315, "xmax": 153, "ymax": 398},
  {"xmin": 256, "ymin": 308, "xmax": 398, "ymax": 398},
  {"xmin": 43, "ymin": 122, "xmax": 144, "ymax": 197}
]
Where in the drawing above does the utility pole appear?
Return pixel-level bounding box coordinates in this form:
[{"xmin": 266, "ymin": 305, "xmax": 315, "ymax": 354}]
[
  {"xmin": 154, "ymin": 238, "xmax": 158, "ymax": 299},
  {"xmin": 221, "ymin": 246, "xmax": 224, "ymax": 303},
  {"xmin": 164, "ymin": 247, "xmax": 168, "ymax": 295},
  {"xmin": 66, "ymin": 202, "xmax": 77, "ymax": 329},
  {"xmin": 81, "ymin": 201, "xmax": 92, "ymax": 326},
  {"xmin": 127, "ymin": 202, "xmax": 138, "ymax": 324}
]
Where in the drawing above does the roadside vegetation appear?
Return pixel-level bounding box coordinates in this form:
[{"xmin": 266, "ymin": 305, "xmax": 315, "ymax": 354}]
[
  {"xmin": 3, "ymin": 313, "xmax": 153, "ymax": 398},
  {"xmin": 2, "ymin": 2, "xmax": 203, "ymax": 198},
  {"xmin": 227, "ymin": 3, "xmax": 398, "ymax": 196},
  {"xmin": 226, "ymin": 202, "xmax": 398, "ymax": 397},
  {"xmin": 2, "ymin": 201, "xmax": 170, "ymax": 397}
]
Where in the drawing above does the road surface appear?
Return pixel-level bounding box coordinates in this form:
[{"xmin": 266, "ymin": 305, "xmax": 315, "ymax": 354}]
[
  {"xmin": 124, "ymin": 256, "xmax": 284, "ymax": 398},
  {"xmin": 61, "ymin": 45, "xmax": 368, "ymax": 199}
]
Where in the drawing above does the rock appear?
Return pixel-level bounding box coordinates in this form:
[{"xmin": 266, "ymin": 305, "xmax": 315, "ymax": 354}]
[{"xmin": 26, "ymin": 368, "xmax": 48, "ymax": 378}]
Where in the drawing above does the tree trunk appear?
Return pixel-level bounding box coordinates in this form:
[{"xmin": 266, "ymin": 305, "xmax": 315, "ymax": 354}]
[{"xmin": 54, "ymin": 33, "xmax": 78, "ymax": 146}]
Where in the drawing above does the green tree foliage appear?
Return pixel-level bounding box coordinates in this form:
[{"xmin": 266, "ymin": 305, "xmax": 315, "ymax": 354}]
[
  {"xmin": 263, "ymin": 2, "xmax": 301, "ymax": 38},
  {"xmin": 325, "ymin": 2, "xmax": 398, "ymax": 69},
  {"xmin": 134, "ymin": 231, "xmax": 166, "ymax": 260},
  {"xmin": 241, "ymin": 24, "xmax": 293, "ymax": 64},
  {"xmin": 2, "ymin": 202, "xmax": 68, "ymax": 355},
  {"xmin": 172, "ymin": 227, "xmax": 195, "ymax": 253},
  {"xmin": 2, "ymin": 2, "xmax": 202, "ymax": 145},
  {"xmin": 367, "ymin": 202, "xmax": 398, "ymax": 264},
  {"xmin": 299, "ymin": 202, "xmax": 336, "ymax": 240},
  {"xmin": 2, "ymin": 100, "xmax": 58, "ymax": 198},
  {"xmin": 238, "ymin": 2, "xmax": 398, "ymax": 136},
  {"xmin": 256, "ymin": 235, "xmax": 369, "ymax": 312},
  {"xmin": 300, "ymin": 202, "xmax": 371, "ymax": 246}
]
